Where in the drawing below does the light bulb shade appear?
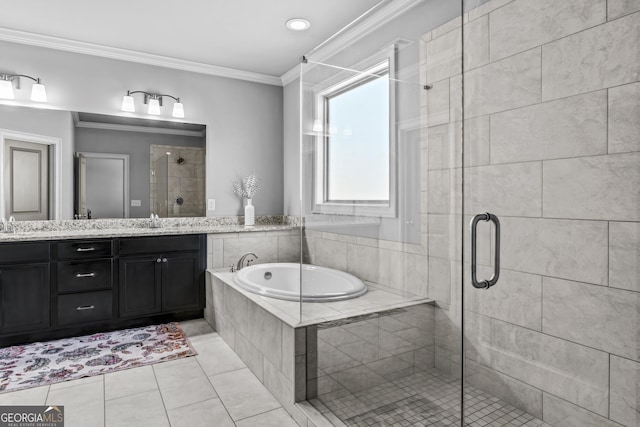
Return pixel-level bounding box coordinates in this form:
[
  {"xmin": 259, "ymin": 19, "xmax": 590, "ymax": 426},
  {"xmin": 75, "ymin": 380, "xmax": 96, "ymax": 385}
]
[
  {"xmin": 0, "ymin": 79, "xmax": 15, "ymax": 99},
  {"xmin": 172, "ymin": 102, "xmax": 184, "ymax": 118},
  {"xmin": 121, "ymin": 95, "xmax": 135, "ymax": 112},
  {"xmin": 30, "ymin": 83, "xmax": 47, "ymax": 102},
  {"xmin": 148, "ymin": 98, "xmax": 161, "ymax": 115}
]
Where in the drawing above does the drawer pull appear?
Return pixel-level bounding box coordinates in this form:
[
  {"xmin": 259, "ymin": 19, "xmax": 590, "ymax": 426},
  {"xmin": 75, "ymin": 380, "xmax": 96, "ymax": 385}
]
[
  {"xmin": 75, "ymin": 272, "xmax": 96, "ymax": 278},
  {"xmin": 76, "ymin": 247, "xmax": 95, "ymax": 252},
  {"xmin": 76, "ymin": 305, "xmax": 95, "ymax": 311}
]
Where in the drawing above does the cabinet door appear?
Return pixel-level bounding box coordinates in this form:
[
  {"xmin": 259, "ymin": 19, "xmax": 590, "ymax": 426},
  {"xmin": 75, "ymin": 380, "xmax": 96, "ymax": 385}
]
[
  {"xmin": 0, "ymin": 263, "xmax": 50, "ymax": 334},
  {"xmin": 161, "ymin": 251, "xmax": 203, "ymax": 312},
  {"xmin": 119, "ymin": 256, "xmax": 162, "ymax": 317}
]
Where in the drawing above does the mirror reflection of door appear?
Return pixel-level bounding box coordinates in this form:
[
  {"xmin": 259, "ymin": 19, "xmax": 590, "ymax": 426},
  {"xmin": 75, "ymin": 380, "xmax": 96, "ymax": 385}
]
[
  {"xmin": 4, "ymin": 139, "xmax": 49, "ymax": 220},
  {"xmin": 76, "ymin": 152, "xmax": 129, "ymax": 219}
]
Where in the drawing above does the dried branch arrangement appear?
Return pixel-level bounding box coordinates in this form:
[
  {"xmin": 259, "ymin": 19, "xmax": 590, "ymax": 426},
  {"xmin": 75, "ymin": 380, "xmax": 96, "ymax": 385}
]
[{"xmin": 232, "ymin": 172, "xmax": 262, "ymax": 199}]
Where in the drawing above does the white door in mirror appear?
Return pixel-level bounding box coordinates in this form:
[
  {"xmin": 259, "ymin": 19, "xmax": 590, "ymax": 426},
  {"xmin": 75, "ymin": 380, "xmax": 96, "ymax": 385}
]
[{"xmin": 4, "ymin": 139, "xmax": 50, "ymax": 220}]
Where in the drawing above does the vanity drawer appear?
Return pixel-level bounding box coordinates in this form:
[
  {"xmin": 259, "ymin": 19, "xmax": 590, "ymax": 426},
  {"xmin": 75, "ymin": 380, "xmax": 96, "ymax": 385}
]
[
  {"xmin": 57, "ymin": 291, "xmax": 112, "ymax": 326},
  {"xmin": 119, "ymin": 235, "xmax": 201, "ymax": 255},
  {"xmin": 57, "ymin": 259, "xmax": 113, "ymax": 293},
  {"xmin": 58, "ymin": 240, "xmax": 113, "ymax": 260},
  {"xmin": 0, "ymin": 242, "xmax": 50, "ymax": 263}
]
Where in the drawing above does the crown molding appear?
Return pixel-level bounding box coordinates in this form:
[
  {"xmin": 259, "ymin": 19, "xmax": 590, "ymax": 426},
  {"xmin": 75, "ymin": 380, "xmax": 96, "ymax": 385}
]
[
  {"xmin": 0, "ymin": 27, "xmax": 283, "ymax": 86},
  {"xmin": 280, "ymin": 64, "xmax": 302, "ymax": 90},
  {"xmin": 280, "ymin": 0, "xmax": 424, "ymax": 86},
  {"xmin": 75, "ymin": 120, "xmax": 205, "ymax": 138}
]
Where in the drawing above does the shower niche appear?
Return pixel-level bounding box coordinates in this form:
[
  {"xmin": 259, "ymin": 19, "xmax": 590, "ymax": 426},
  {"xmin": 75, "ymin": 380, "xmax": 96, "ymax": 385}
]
[{"xmin": 150, "ymin": 144, "xmax": 205, "ymax": 217}]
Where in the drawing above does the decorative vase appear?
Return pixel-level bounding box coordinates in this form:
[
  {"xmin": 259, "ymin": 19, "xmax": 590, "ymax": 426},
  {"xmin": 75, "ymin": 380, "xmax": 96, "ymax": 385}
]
[{"xmin": 244, "ymin": 198, "xmax": 255, "ymax": 227}]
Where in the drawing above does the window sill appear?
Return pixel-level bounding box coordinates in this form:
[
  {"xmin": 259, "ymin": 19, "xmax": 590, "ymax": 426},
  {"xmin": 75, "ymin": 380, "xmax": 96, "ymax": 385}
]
[{"xmin": 312, "ymin": 202, "xmax": 396, "ymax": 218}]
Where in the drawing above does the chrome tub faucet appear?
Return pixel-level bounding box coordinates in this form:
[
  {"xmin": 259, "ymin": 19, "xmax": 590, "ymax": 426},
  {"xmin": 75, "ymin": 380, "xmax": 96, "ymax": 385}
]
[{"xmin": 231, "ymin": 252, "xmax": 258, "ymax": 272}]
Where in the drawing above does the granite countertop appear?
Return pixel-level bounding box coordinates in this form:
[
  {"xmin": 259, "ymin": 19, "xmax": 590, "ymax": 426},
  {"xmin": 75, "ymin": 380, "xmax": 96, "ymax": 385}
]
[{"xmin": 0, "ymin": 216, "xmax": 300, "ymax": 242}]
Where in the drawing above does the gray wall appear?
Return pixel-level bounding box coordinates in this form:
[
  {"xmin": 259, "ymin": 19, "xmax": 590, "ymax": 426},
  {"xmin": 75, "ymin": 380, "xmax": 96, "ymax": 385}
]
[
  {"xmin": 0, "ymin": 39, "xmax": 284, "ymax": 218},
  {"xmin": 0, "ymin": 104, "xmax": 74, "ymax": 219},
  {"xmin": 75, "ymin": 127, "xmax": 204, "ymax": 218}
]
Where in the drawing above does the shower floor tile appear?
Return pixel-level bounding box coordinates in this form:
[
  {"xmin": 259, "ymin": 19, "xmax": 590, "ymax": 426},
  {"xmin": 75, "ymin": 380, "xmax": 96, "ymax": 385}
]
[{"xmin": 311, "ymin": 369, "xmax": 553, "ymax": 427}]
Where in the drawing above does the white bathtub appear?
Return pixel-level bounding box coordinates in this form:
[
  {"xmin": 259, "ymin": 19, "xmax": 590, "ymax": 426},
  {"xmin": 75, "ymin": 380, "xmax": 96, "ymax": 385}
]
[{"xmin": 232, "ymin": 263, "xmax": 367, "ymax": 302}]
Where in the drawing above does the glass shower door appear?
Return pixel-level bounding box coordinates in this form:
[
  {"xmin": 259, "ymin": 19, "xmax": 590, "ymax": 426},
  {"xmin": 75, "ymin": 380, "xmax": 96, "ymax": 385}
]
[
  {"xmin": 298, "ymin": 0, "xmax": 466, "ymax": 424},
  {"xmin": 461, "ymin": 0, "xmax": 640, "ymax": 426},
  {"xmin": 152, "ymin": 153, "xmax": 169, "ymax": 217}
]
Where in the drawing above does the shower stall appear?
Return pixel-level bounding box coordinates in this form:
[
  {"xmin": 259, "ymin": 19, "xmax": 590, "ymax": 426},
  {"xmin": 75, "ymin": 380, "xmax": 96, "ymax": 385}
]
[
  {"xmin": 150, "ymin": 144, "xmax": 206, "ymax": 217},
  {"xmin": 294, "ymin": 0, "xmax": 640, "ymax": 425}
]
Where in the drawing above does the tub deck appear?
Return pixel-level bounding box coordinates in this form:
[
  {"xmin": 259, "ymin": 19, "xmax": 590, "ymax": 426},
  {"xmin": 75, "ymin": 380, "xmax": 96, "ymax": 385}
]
[{"xmin": 209, "ymin": 269, "xmax": 433, "ymax": 327}]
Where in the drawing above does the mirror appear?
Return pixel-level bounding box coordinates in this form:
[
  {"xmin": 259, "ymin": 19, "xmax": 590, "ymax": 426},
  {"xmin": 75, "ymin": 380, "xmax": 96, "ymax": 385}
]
[{"xmin": 0, "ymin": 104, "xmax": 206, "ymax": 220}]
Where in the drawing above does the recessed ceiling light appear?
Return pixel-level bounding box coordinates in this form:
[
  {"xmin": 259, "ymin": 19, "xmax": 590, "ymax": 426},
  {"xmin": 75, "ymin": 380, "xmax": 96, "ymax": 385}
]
[{"xmin": 286, "ymin": 18, "xmax": 310, "ymax": 31}]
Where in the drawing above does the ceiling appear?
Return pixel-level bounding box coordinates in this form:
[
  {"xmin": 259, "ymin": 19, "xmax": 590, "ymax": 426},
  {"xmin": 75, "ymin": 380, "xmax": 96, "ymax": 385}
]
[{"xmin": 0, "ymin": 0, "xmax": 383, "ymax": 79}]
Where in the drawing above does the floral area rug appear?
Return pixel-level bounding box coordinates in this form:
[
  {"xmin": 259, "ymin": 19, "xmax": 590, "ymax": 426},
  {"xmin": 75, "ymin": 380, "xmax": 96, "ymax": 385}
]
[{"xmin": 0, "ymin": 323, "xmax": 196, "ymax": 393}]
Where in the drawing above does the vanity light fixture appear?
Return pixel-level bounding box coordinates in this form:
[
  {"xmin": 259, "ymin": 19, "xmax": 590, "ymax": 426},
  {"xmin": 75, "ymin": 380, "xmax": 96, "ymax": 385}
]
[
  {"xmin": 0, "ymin": 73, "xmax": 47, "ymax": 102},
  {"xmin": 147, "ymin": 96, "xmax": 161, "ymax": 115},
  {"xmin": 121, "ymin": 90, "xmax": 185, "ymax": 118},
  {"xmin": 286, "ymin": 18, "xmax": 310, "ymax": 31}
]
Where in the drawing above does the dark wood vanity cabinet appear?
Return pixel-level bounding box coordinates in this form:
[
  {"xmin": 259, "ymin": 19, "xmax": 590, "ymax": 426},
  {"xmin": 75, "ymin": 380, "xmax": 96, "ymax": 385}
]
[
  {"xmin": 119, "ymin": 255, "xmax": 163, "ymax": 317},
  {"xmin": 118, "ymin": 235, "xmax": 205, "ymax": 317},
  {"xmin": 161, "ymin": 252, "xmax": 202, "ymax": 312},
  {"xmin": 0, "ymin": 234, "xmax": 206, "ymax": 346},
  {"xmin": 0, "ymin": 243, "xmax": 51, "ymax": 335}
]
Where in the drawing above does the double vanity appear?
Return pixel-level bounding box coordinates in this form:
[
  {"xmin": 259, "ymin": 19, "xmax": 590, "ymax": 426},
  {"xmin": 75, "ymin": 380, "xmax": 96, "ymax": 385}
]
[
  {"xmin": 0, "ymin": 232, "xmax": 207, "ymax": 346},
  {"xmin": 0, "ymin": 216, "xmax": 297, "ymax": 347}
]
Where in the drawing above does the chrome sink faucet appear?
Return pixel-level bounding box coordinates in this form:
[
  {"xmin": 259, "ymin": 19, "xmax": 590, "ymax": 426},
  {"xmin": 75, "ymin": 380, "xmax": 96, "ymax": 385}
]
[
  {"xmin": 149, "ymin": 213, "xmax": 161, "ymax": 229},
  {"xmin": 231, "ymin": 252, "xmax": 258, "ymax": 272},
  {"xmin": 1, "ymin": 216, "xmax": 15, "ymax": 233}
]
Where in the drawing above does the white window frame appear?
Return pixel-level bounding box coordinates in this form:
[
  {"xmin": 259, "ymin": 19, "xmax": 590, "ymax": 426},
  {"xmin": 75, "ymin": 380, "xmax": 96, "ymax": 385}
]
[{"xmin": 312, "ymin": 47, "xmax": 397, "ymax": 217}]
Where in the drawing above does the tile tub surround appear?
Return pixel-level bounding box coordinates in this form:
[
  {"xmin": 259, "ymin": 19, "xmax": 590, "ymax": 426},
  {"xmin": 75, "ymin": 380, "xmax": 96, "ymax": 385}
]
[
  {"xmin": 303, "ymin": 229, "xmax": 431, "ymax": 299},
  {"xmin": 206, "ymin": 228, "xmax": 302, "ymax": 271},
  {"xmin": 206, "ymin": 270, "xmax": 434, "ymax": 425},
  {"xmin": 311, "ymin": 305, "xmax": 436, "ymax": 400},
  {"xmin": 407, "ymin": 1, "xmax": 640, "ymax": 425},
  {"xmin": 208, "ymin": 269, "xmax": 432, "ymax": 328}
]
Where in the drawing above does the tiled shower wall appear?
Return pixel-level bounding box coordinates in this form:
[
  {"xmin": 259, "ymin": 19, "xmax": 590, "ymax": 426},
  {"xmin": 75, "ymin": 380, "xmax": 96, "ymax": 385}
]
[
  {"xmin": 422, "ymin": 0, "xmax": 639, "ymax": 426},
  {"xmin": 150, "ymin": 144, "xmax": 206, "ymax": 217},
  {"xmin": 306, "ymin": 0, "xmax": 639, "ymax": 425}
]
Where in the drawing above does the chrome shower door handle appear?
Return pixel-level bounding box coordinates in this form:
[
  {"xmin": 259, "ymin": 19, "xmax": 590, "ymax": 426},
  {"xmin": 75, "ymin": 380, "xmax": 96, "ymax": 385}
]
[{"xmin": 470, "ymin": 212, "xmax": 501, "ymax": 289}]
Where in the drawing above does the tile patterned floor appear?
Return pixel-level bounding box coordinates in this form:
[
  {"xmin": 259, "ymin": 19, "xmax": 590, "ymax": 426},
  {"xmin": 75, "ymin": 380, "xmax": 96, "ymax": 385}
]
[
  {"xmin": 0, "ymin": 319, "xmax": 298, "ymax": 427},
  {"xmin": 312, "ymin": 369, "xmax": 553, "ymax": 427}
]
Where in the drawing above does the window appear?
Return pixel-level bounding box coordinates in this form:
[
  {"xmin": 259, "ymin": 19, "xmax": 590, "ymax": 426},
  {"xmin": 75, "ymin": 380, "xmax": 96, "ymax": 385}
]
[{"xmin": 313, "ymin": 58, "xmax": 396, "ymax": 217}]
